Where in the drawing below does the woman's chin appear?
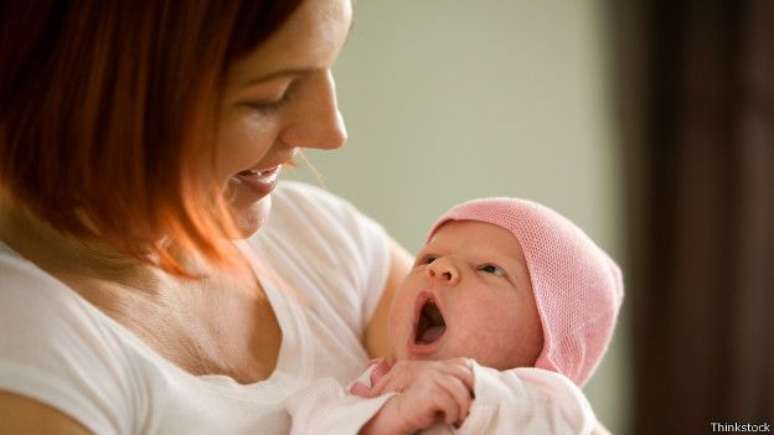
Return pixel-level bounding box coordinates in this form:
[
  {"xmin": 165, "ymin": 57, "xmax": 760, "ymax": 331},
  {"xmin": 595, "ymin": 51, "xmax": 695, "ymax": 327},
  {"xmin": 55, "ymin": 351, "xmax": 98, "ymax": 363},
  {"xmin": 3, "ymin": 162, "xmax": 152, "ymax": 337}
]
[{"xmin": 230, "ymin": 195, "xmax": 272, "ymax": 238}]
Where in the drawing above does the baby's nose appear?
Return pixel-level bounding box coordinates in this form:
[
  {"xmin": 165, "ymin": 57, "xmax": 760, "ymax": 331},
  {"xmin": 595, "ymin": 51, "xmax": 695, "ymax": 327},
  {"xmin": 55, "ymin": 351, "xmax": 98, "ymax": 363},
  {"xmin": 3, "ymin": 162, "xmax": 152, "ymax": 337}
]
[{"xmin": 426, "ymin": 257, "xmax": 460, "ymax": 285}]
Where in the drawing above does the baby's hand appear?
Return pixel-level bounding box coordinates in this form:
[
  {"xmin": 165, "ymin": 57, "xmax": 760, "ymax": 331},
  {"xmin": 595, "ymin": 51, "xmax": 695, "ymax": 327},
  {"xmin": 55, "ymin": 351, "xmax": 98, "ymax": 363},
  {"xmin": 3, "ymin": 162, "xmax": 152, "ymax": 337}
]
[
  {"xmin": 354, "ymin": 359, "xmax": 475, "ymax": 434},
  {"xmin": 352, "ymin": 358, "xmax": 473, "ymax": 399}
]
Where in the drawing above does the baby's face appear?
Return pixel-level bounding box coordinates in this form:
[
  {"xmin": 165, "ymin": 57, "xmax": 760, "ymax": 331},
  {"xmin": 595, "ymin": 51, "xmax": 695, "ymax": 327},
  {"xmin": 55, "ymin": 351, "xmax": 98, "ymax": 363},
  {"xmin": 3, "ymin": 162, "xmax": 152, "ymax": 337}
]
[{"xmin": 388, "ymin": 220, "xmax": 543, "ymax": 370}]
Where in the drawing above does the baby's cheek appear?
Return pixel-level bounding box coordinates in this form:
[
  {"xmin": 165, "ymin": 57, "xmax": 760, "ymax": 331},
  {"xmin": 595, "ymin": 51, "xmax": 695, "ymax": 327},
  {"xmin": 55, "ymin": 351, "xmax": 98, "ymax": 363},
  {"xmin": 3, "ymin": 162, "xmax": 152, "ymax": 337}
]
[
  {"xmin": 451, "ymin": 306, "xmax": 498, "ymax": 356},
  {"xmin": 385, "ymin": 308, "xmax": 405, "ymax": 354},
  {"xmin": 386, "ymin": 285, "xmax": 418, "ymax": 356},
  {"xmin": 454, "ymin": 302, "xmax": 521, "ymax": 367}
]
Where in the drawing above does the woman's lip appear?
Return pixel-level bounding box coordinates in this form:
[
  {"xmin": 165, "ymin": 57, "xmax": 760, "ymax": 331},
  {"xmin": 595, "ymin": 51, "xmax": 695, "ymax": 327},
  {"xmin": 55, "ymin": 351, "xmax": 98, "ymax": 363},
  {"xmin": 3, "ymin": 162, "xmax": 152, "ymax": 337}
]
[
  {"xmin": 232, "ymin": 165, "xmax": 282, "ymax": 195},
  {"xmin": 243, "ymin": 164, "xmax": 280, "ymax": 175}
]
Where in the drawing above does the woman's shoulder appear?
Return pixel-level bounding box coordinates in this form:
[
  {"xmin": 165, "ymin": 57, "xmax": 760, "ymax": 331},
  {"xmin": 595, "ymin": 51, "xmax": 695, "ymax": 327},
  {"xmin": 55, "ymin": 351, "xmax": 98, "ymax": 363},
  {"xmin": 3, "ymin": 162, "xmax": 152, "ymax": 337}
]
[
  {"xmin": 0, "ymin": 243, "xmax": 140, "ymax": 433},
  {"xmin": 0, "ymin": 241, "xmax": 140, "ymax": 367},
  {"xmin": 0, "ymin": 242, "xmax": 94, "ymax": 326}
]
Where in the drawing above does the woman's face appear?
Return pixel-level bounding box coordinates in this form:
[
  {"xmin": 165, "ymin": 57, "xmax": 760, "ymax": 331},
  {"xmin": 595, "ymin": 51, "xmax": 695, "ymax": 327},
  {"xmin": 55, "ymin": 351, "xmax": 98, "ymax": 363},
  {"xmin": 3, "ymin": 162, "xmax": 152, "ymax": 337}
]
[{"xmin": 215, "ymin": 0, "xmax": 352, "ymax": 235}]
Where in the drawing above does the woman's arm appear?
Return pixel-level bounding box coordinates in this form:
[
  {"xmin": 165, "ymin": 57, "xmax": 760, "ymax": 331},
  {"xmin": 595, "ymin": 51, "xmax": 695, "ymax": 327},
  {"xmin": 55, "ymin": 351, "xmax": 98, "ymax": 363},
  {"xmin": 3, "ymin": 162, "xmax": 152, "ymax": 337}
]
[
  {"xmin": 364, "ymin": 238, "xmax": 413, "ymax": 360},
  {"xmin": 0, "ymin": 391, "xmax": 93, "ymax": 435}
]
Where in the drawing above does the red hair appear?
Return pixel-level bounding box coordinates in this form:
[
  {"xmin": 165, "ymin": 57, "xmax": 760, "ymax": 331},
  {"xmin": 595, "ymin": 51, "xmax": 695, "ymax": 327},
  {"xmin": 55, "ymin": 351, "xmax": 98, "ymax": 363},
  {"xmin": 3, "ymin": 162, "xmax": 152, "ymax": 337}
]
[{"xmin": 0, "ymin": 0, "xmax": 303, "ymax": 275}]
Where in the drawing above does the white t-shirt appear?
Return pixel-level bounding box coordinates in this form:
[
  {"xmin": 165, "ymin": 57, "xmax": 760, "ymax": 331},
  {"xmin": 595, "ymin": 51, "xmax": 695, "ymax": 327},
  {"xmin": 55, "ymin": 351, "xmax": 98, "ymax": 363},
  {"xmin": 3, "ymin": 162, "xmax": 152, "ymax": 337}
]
[
  {"xmin": 0, "ymin": 181, "xmax": 391, "ymax": 435},
  {"xmin": 287, "ymin": 360, "xmax": 598, "ymax": 435}
]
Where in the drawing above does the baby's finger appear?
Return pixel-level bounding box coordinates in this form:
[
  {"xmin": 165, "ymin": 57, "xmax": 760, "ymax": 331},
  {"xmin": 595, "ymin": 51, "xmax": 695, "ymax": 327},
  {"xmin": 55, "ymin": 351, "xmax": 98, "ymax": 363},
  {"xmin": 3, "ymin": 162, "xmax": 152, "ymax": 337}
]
[
  {"xmin": 431, "ymin": 379, "xmax": 461, "ymax": 426},
  {"xmin": 440, "ymin": 363, "xmax": 475, "ymax": 396},
  {"xmin": 437, "ymin": 375, "xmax": 472, "ymax": 426},
  {"xmin": 349, "ymin": 382, "xmax": 370, "ymax": 397},
  {"xmin": 363, "ymin": 370, "xmax": 396, "ymax": 397},
  {"xmin": 369, "ymin": 359, "xmax": 392, "ymax": 387}
]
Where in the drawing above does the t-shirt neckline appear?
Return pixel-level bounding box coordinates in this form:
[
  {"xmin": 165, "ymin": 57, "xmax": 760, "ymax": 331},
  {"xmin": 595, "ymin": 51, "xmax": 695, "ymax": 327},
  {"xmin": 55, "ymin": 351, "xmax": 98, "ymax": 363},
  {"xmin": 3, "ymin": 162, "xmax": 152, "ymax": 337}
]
[{"xmin": 0, "ymin": 237, "xmax": 311, "ymax": 392}]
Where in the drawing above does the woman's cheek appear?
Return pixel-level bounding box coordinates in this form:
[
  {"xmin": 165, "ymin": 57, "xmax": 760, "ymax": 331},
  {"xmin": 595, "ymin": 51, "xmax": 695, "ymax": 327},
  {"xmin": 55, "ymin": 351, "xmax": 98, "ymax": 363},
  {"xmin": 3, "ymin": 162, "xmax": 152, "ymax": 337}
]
[{"xmin": 215, "ymin": 114, "xmax": 277, "ymax": 178}]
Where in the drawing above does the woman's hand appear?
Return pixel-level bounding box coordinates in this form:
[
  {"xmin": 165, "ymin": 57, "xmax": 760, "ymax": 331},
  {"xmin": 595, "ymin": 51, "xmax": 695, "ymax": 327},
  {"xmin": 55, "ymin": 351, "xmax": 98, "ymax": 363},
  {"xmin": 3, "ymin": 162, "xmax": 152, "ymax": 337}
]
[{"xmin": 354, "ymin": 359, "xmax": 475, "ymax": 434}]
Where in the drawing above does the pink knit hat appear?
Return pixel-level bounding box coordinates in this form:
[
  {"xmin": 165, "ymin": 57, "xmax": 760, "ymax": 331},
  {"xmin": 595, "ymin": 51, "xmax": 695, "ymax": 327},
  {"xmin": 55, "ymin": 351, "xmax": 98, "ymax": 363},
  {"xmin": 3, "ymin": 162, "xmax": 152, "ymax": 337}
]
[{"xmin": 427, "ymin": 198, "xmax": 623, "ymax": 386}]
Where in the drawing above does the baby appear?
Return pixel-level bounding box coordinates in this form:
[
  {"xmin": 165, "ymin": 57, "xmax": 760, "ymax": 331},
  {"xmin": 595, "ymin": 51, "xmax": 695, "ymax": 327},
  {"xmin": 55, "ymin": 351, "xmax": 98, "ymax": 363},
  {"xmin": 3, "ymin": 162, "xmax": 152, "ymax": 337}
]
[{"xmin": 286, "ymin": 198, "xmax": 624, "ymax": 435}]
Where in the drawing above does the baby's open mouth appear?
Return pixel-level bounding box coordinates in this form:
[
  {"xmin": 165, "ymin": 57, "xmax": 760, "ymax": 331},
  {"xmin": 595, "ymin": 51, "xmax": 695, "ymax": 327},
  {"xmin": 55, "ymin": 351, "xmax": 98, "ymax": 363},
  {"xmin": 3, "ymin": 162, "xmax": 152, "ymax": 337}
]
[{"xmin": 414, "ymin": 299, "xmax": 447, "ymax": 344}]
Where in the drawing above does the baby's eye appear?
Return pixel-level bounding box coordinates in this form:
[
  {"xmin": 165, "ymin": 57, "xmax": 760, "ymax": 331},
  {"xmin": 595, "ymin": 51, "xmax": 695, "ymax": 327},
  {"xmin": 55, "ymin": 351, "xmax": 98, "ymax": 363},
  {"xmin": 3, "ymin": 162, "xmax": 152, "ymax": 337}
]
[
  {"xmin": 479, "ymin": 264, "xmax": 506, "ymax": 277},
  {"xmin": 416, "ymin": 254, "xmax": 437, "ymax": 266}
]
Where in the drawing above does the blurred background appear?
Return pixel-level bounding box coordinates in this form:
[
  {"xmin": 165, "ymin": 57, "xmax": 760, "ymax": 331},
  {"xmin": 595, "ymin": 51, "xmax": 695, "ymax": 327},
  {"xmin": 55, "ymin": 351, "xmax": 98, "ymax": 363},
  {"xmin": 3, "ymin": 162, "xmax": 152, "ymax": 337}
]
[{"xmin": 286, "ymin": 1, "xmax": 773, "ymax": 433}]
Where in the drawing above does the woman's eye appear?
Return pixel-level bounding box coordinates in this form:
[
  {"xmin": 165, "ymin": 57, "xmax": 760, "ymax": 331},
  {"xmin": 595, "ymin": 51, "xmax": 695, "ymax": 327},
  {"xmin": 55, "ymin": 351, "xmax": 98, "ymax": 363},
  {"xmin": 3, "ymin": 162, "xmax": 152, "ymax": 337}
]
[
  {"xmin": 479, "ymin": 264, "xmax": 506, "ymax": 277},
  {"xmin": 243, "ymin": 84, "xmax": 295, "ymax": 116},
  {"xmin": 245, "ymin": 94, "xmax": 290, "ymax": 115}
]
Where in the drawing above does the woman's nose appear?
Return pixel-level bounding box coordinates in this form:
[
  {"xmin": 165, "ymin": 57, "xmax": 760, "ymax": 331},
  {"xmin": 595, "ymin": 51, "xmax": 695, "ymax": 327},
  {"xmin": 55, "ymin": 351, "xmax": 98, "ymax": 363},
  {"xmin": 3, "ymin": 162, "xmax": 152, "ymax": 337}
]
[
  {"xmin": 425, "ymin": 257, "xmax": 460, "ymax": 286},
  {"xmin": 280, "ymin": 70, "xmax": 348, "ymax": 150}
]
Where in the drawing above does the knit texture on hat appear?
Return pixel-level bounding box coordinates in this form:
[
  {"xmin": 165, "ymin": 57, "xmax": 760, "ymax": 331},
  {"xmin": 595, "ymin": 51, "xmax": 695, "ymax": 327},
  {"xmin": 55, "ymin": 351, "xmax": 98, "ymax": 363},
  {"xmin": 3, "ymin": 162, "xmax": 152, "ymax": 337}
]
[{"xmin": 427, "ymin": 198, "xmax": 624, "ymax": 386}]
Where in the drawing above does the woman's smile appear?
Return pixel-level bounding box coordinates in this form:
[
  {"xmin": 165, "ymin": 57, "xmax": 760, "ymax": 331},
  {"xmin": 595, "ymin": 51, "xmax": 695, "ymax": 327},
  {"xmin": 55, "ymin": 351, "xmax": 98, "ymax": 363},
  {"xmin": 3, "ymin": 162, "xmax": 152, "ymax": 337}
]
[{"xmin": 233, "ymin": 165, "xmax": 282, "ymax": 195}]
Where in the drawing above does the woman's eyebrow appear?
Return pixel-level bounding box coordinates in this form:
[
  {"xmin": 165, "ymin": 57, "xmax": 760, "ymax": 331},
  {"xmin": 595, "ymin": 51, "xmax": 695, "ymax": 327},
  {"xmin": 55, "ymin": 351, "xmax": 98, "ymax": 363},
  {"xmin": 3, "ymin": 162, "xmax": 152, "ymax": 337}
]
[{"xmin": 242, "ymin": 67, "xmax": 315, "ymax": 88}]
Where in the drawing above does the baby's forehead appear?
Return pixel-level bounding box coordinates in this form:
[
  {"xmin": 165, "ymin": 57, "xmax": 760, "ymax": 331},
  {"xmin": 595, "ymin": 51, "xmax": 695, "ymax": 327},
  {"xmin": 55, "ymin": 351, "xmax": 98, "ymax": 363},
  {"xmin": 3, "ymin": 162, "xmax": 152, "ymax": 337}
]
[{"xmin": 424, "ymin": 220, "xmax": 527, "ymax": 262}]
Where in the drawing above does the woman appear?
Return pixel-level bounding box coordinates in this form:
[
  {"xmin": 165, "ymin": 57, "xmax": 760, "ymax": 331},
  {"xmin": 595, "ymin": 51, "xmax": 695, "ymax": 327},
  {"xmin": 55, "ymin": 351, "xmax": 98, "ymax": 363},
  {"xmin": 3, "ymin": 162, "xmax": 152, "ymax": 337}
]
[{"xmin": 0, "ymin": 0, "xmax": 410, "ymax": 433}]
